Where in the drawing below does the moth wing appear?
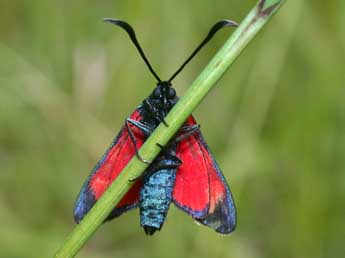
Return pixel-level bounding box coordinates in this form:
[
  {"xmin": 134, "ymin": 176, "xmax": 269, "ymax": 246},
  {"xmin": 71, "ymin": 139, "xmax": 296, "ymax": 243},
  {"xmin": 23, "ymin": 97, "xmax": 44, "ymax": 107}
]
[
  {"xmin": 74, "ymin": 110, "xmax": 144, "ymax": 223},
  {"xmin": 173, "ymin": 116, "xmax": 236, "ymax": 234}
]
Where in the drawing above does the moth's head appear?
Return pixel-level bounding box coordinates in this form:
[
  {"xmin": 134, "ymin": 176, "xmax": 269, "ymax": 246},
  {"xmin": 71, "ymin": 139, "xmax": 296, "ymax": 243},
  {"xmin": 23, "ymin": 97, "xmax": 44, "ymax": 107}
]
[{"xmin": 151, "ymin": 81, "xmax": 176, "ymax": 101}]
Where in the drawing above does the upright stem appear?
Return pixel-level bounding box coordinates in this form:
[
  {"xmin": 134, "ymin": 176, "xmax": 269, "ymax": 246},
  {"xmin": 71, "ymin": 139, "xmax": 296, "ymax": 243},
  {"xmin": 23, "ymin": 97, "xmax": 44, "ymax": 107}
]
[{"xmin": 54, "ymin": 1, "xmax": 285, "ymax": 257}]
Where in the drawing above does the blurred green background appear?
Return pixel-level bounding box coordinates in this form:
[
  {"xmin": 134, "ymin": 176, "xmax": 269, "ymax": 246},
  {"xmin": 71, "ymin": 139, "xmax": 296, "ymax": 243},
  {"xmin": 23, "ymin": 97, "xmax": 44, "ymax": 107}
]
[{"xmin": 1, "ymin": 0, "xmax": 344, "ymax": 257}]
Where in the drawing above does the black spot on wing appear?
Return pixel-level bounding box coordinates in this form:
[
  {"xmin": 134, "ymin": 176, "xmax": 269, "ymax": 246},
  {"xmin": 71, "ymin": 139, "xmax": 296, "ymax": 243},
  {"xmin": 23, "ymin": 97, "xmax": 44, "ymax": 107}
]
[{"xmin": 196, "ymin": 199, "xmax": 236, "ymax": 234}]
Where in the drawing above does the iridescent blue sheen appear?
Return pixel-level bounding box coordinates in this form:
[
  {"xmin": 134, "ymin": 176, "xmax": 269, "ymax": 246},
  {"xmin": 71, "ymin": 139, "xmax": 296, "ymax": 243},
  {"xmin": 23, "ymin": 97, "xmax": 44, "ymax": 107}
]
[{"xmin": 140, "ymin": 167, "xmax": 177, "ymax": 232}]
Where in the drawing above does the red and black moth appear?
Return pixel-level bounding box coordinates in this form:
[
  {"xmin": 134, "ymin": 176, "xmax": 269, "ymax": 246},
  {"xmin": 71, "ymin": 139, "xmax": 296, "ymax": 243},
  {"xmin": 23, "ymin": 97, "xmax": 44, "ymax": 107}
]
[{"xmin": 74, "ymin": 18, "xmax": 238, "ymax": 235}]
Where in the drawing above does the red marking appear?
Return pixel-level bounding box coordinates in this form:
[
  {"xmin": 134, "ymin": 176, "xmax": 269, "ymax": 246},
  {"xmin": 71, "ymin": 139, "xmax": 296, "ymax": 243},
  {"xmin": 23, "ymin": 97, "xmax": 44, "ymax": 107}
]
[
  {"xmin": 173, "ymin": 115, "xmax": 227, "ymax": 216},
  {"xmin": 89, "ymin": 110, "xmax": 144, "ymax": 208},
  {"xmin": 203, "ymin": 144, "xmax": 226, "ymax": 213}
]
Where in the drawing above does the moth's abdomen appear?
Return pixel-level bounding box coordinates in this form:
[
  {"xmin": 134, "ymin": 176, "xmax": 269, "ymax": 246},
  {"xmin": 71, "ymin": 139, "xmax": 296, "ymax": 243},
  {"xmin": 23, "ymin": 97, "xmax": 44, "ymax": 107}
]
[{"xmin": 140, "ymin": 169, "xmax": 176, "ymax": 235}]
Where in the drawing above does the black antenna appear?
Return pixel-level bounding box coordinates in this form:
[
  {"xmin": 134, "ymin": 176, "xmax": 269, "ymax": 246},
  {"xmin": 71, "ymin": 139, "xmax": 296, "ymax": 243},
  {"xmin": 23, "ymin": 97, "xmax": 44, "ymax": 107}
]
[
  {"xmin": 168, "ymin": 20, "xmax": 238, "ymax": 83},
  {"xmin": 104, "ymin": 18, "xmax": 162, "ymax": 82}
]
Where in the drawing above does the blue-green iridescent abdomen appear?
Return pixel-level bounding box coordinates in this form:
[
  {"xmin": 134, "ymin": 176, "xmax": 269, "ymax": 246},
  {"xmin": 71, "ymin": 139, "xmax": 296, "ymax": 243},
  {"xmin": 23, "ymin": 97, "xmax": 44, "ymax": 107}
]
[{"xmin": 140, "ymin": 168, "xmax": 177, "ymax": 234}]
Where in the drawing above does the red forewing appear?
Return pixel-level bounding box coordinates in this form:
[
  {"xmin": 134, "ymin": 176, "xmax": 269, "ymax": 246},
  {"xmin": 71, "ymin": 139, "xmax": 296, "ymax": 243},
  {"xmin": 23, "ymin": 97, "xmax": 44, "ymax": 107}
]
[
  {"xmin": 173, "ymin": 116, "xmax": 236, "ymax": 234},
  {"xmin": 74, "ymin": 110, "xmax": 144, "ymax": 223}
]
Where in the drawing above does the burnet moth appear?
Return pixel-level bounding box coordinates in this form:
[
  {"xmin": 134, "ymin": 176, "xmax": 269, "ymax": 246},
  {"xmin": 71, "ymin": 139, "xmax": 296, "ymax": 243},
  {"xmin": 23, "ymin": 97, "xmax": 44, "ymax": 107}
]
[{"xmin": 74, "ymin": 18, "xmax": 238, "ymax": 235}]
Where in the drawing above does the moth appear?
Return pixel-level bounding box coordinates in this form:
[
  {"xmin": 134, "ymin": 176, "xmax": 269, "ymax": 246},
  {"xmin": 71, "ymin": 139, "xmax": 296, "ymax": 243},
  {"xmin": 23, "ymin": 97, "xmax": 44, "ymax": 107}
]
[{"xmin": 74, "ymin": 18, "xmax": 238, "ymax": 235}]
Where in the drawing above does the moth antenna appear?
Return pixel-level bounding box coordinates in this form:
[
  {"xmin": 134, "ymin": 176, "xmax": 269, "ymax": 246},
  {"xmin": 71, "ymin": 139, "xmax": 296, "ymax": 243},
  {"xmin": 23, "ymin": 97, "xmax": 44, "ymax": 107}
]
[
  {"xmin": 104, "ymin": 18, "xmax": 162, "ymax": 82},
  {"xmin": 168, "ymin": 20, "xmax": 238, "ymax": 83}
]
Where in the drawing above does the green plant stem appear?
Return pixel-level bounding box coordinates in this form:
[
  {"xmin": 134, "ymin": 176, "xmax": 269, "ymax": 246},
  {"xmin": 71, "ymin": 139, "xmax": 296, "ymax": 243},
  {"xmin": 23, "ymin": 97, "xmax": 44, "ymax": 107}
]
[{"xmin": 54, "ymin": 1, "xmax": 285, "ymax": 257}]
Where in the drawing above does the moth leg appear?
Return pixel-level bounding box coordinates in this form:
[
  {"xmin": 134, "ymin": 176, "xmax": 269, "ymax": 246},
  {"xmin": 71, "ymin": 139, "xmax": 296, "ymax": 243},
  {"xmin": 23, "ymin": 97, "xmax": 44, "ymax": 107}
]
[
  {"xmin": 155, "ymin": 124, "xmax": 200, "ymax": 152},
  {"xmin": 127, "ymin": 118, "xmax": 153, "ymax": 136},
  {"xmin": 175, "ymin": 124, "xmax": 200, "ymax": 143},
  {"xmin": 161, "ymin": 118, "xmax": 169, "ymax": 127},
  {"xmin": 179, "ymin": 124, "xmax": 200, "ymax": 134},
  {"xmin": 130, "ymin": 140, "xmax": 182, "ymax": 182},
  {"xmin": 156, "ymin": 143, "xmax": 164, "ymax": 149},
  {"xmin": 125, "ymin": 118, "xmax": 152, "ymax": 164}
]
